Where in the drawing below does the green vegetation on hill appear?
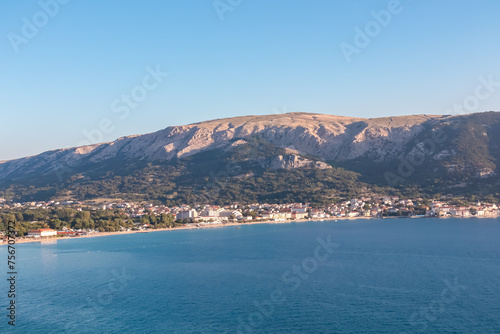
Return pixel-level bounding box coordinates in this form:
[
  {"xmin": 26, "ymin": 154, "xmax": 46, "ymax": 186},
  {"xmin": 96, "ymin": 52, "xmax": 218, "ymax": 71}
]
[
  {"xmin": 0, "ymin": 208, "xmax": 176, "ymax": 235},
  {"xmin": 1, "ymin": 113, "xmax": 500, "ymax": 204},
  {"xmin": 0, "ymin": 136, "xmax": 386, "ymax": 205}
]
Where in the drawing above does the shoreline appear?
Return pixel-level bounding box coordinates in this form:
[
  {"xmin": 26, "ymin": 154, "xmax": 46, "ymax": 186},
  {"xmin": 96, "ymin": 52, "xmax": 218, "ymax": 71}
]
[
  {"xmin": 2, "ymin": 215, "xmax": 498, "ymax": 246},
  {"xmin": 1, "ymin": 219, "xmax": 312, "ymax": 245},
  {"xmin": 0, "ymin": 217, "xmax": 349, "ymax": 246}
]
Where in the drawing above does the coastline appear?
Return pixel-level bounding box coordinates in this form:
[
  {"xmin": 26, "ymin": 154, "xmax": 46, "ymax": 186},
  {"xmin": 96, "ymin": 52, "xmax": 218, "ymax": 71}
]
[
  {"xmin": 1, "ymin": 217, "xmax": 346, "ymax": 246},
  {"xmin": 2, "ymin": 214, "xmax": 498, "ymax": 246}
]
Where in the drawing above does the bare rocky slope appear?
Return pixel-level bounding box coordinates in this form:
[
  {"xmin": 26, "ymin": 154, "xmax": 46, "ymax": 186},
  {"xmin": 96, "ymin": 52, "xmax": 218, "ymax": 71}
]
[
  {"xmin": 0, "ymin": 112, "xmax": 443, "ymax": 180},
  {"xmin": 1, "ymin": 111, "xmax": 499, "ymax": 203}
]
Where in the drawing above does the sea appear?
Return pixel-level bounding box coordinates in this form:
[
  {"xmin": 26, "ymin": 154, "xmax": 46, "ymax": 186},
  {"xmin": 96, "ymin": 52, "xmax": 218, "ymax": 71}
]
[{"xmin": 1, "ymin": 218, "xmax": 500, "ymax": 333}]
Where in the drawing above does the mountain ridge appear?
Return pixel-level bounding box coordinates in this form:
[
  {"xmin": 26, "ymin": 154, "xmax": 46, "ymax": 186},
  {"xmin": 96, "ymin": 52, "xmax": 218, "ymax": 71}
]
[
  {"xmin": 3, "ymin": 112, "xmax": 445, "ymax": 162},
  {"xmin": 1, "ymin": 111, "xmax": 499, "ymax": 204}
]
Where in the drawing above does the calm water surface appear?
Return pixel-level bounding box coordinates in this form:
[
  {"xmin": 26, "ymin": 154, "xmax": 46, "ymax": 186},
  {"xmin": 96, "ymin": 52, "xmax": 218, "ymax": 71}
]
[{"xmin": 1, "ymin": 218, "xmax": 500, "ymax": 333}]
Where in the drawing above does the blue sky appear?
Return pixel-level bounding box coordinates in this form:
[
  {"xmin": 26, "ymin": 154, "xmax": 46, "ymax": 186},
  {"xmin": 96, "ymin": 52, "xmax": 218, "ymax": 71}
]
[{"xmin": 1, "ymin": 0, "xmax": 500, "ymax": 160}]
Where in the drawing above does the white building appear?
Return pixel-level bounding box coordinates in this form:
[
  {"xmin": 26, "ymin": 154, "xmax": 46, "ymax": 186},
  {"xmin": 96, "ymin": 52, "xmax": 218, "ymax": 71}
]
[
  {"xmin": 176, "ymin": 209, "xmax": 198, "ymax": 220},
  {"xmin": 27, "ymin": 229, "xmax": 57, "ymax": 238},
  {"xmin": 200, "ymin": 209, "xmax": 220, "ymax": 217},
  {"xmin": 291, "ymin": 207, "xmax": 307, "ymax": 214},
  {"xmin": 219, "ymin": 210, "xmax": 243, "ymax": 218}
]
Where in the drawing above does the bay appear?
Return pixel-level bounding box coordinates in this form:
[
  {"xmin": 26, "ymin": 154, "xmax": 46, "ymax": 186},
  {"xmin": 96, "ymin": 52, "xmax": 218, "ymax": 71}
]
[{"xmin": 2, "ymin": 218, "xmax": 500, "ymax": 333}]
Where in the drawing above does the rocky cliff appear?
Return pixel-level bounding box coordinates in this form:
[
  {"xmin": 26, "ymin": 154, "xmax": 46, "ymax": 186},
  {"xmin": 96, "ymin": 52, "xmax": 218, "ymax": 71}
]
[
  {"xmin": 0, "ymin": 112, "xmax": 445, "ymax": 180},
  {"xmin": 1, "ymin": 111, "xmax": 499, "ymax": 203}
]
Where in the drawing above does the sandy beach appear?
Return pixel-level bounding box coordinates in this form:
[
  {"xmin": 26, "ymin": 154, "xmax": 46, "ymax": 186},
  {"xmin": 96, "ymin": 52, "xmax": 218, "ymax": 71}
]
[
  {"xmin": 3, "ymin": 214, "xmax": 496, "ymax": 246},
  {"xmin": 1, "ymin": 217, "xmax": 354, "ymax": 246}
]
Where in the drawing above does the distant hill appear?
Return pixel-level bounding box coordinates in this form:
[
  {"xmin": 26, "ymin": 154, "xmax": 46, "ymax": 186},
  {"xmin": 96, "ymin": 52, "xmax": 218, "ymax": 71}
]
[{"xmin": 1, "ymin": 111, "xmax": 499, "ymax": 204}]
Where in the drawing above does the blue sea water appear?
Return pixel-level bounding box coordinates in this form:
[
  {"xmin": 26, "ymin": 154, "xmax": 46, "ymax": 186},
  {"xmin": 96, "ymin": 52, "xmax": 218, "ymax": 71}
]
[{"xmin": 1, "ymin": 218, "xmax": 500, "ymax": 333}]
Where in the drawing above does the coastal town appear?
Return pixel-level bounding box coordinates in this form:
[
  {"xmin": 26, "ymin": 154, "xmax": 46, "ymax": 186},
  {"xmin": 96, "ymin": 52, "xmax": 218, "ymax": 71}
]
[{"xmin": 1, "ymin": 194, "xmax": 499, "ymax": 243}]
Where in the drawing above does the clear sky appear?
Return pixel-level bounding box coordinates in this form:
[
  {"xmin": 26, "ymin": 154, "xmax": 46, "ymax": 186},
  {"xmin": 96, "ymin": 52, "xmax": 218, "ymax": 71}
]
[{"xmin": 1, "ymin": 0, "xmax": 500, "ymax": 160}]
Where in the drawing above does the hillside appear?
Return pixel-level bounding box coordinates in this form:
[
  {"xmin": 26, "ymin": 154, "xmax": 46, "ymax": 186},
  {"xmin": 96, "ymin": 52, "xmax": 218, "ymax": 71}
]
[{"xmin": 1, "ymin": 112, "xmax": 499, "ymax": 204}]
